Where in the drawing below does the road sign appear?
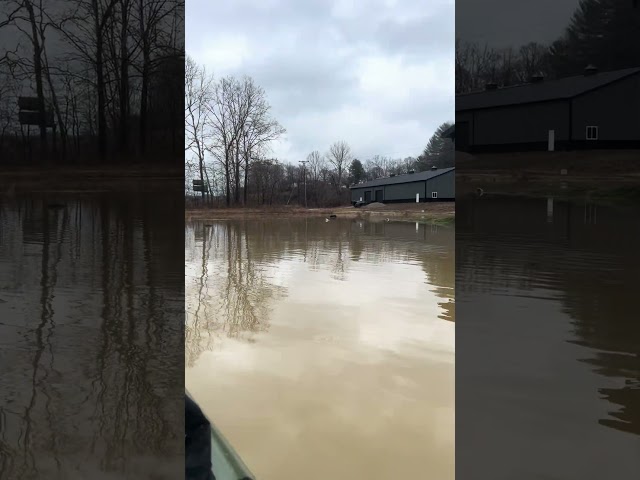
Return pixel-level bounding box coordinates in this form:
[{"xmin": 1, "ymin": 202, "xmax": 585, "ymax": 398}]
[
  {"xmin": 18, "ymin": 96, "xmax": 43, "ymax": 111},
  {"xmin": 19, "ymin": 110, "xmax": 55, "ymax": 127},
  {"xmin": 18, "ymin": 96, "xmax": 54, "ymax": 126},
  {"xmin": 193, "ymin": 179, "xmax": 207, "ymax": 192}
]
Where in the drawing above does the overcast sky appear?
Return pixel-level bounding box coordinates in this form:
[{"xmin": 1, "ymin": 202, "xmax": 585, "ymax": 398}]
[
  {"xmin": 456, "ymin": 0, "xmax": 580, "ymax": 48},
  {"xmin": 186, "ymin": 0, "xmax": 454, "ymax": 164}
]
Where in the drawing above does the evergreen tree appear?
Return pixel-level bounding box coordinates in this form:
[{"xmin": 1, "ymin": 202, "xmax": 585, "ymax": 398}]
[
  {"xmin": 348, "ymin": 158, "xmax": 365, "ymax": 184},
  {"xmin": 416, "ymin": 122, "xmax": 455, "ymax": 170},
  {"xmin": 549, "ymin": 0, "xmax": 640, "ymax": 76}
]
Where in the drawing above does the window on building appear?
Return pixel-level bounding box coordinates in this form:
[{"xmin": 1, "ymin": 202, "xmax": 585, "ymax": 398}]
[
  {"xmin": 432, "ymin": 192, "xmax": 438, "ymax": 199},
  {"xmin": 586, "ymin": 126, "xmax": 598, "ymax": 140}
]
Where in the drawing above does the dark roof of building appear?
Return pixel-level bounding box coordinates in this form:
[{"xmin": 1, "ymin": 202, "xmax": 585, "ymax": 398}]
[
  {"xmin": 350, "ymin": 167, "xmax": 455, "ymax": 189},
  {"xmin": 456, "ymin": 67, "xmax": 640, "ymax": 111},
  {"xmin": 441, "ymin": 125, "xmax": 455, "ymax": 139}
]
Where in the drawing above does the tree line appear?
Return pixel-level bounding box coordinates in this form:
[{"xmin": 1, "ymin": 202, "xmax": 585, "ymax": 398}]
[
  {"xmin": 185, "ymin": 56, "xmax": 286, "ymax": 206},
  {"xmin": 456, "ymin": 0, "xmax": 640, "ymax": 94},
  {"xmin": 0, "ymin": 0, "xmax": 184, "ymax": 165},
  {"xmin": 185, "ymin": 58, "xmax": 453, "ymax": 208}
]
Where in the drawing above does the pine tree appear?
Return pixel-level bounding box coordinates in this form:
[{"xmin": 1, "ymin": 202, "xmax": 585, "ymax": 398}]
[
  {"xmin": 416, "ymin": 122, "xmax": 455, "ymax": 171},
  {"xmin": 348, "ymin": 159, "xmax": 365, "ymax": 184},
  {"xmin": 549, "ymin": 0, "xmax": 640, "ymax": 76}
]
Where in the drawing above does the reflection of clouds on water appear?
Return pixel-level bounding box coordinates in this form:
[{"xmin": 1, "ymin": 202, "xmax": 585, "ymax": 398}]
[
  {"xmin": 188, "ymin": 328, "xmax": 454, "ymax": 480},
  {"xmin": 283, "ymin": 260, "xmax": 452, "ymax": 356},
  {"xmin": 356, "ymin": 309, "xmax": 454, "ymax": 357},
  {"xmin": 264, "ymin": 260, "xmax": 296, "ymax": 288},
  {"xmin": 185, "ymin": 218, "xmax": 456, "ymax": 366},
  {"xmin": 185, "ymin": 218, "xmax": 455, "ymax": 480}
]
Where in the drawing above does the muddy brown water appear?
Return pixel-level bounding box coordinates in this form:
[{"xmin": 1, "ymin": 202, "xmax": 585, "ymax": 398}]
[
  {"xmin": 0, "ymin": 186, "xmax": 184, "ymax": 479},
  {"xmin": 457, "ymin": 196, "xmax": 640, "ymax": 479},
  {"xmin": 185, "ymin": 218, "xmax": 455, "ymax": 480}
]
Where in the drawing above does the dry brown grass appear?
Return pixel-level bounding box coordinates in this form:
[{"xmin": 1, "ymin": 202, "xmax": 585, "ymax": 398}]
[
  {"xmin": 0, "ymin": 166, "xmax": 182, "ymax": 194},
  {"xmin": 185, "ymin": 202, "xmax": 454, "ymax": 223},
  {"xmin": 456, "ymin": 150, "xmax": 640, "ymax": 200}
]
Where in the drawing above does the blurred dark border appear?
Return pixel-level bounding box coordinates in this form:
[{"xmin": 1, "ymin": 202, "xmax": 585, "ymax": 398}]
[
  {"xmin": 456, "ymin": 1, "xmax": 640, "ymax": 479},
  {"xmin": 0, "ymin": 1, "xmax": 185, "ymax": 478}
]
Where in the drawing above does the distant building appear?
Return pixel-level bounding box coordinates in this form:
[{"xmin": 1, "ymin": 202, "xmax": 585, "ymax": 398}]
[
  {"xmin": 350, "ymin": 167, "xmax": 455, "ymax": 205},
  {"xmin": 455, "ymin": 66, "xmax": 640, "ymax": 152}
]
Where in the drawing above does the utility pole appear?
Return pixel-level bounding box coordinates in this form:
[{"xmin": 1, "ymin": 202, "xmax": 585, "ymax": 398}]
[{"xmin": 299, "ymin": 160, "xmax": 308, "ymax": 208}]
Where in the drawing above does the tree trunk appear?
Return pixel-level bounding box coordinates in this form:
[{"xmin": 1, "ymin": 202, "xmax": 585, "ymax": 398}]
[
  {"xmin": 24, "ymin": 0, "xmax": 47, "ymax": 163},
  {"xmin": 96, "ymin": 36, "xmax": 107, "ymax": 162},
  {"xmin": 119, "ymin": 0, "xmax": 130, "ymax": 156},
  {"xmin": 233, "ymin": 138, "xmax": 241, "ymax": 204},
  {"xmin": 139, "ymin": 51, "xmax": 148, "ymax": 155},
  {"xmin": 42, "ymin": 45, "xmax": 67, "ymax": 162},
  {"xmin": 198, "ymin": 155, "xmax": 205, "ymax": 201},
  {"xmin": 138, "ymin": 0, "xmax": 148, "ymax": 156},
  {"xmin": 243, "ymin": 150, "xmax": 249, "ymax": 205},
  {"xmin": 93, "ymin": 0, "xmax": 108, "ymax": 163},
  {"xmin": 225, "ymin": 152, "xmax": 231, "ymax": 207}
]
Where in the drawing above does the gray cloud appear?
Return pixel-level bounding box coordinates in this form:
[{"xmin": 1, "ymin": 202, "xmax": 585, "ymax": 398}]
[
  {"xmin": 187, "ymin": 0, "xmax": 454, "ymax": 163},
  {"xmin": 455, "ymin": 0, "xmax": 580, "ymax": 48}
]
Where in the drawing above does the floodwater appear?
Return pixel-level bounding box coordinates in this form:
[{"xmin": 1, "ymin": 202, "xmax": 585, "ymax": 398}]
[
  {"xmin": 0, "ymin": 186, "xmax": 184, "ymax": 479},
  {"xmin": 185, "ymin": 218, "xmax": 455, "ymax": 480},
  {"xmin": 456, "ymin": 196, "xmax": 640, "ymax": 479}
]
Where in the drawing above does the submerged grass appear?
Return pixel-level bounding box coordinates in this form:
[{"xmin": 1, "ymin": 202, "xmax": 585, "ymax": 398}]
[{"xmin": 0, "ymin": 166, "xmax": 182, "ymax": 194}]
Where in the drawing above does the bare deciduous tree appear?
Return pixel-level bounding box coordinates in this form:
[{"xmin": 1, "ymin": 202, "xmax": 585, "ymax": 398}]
[
  {"xmin": 1, "ymin": 0, "xmax": 183, "ymax": 165},
  {"xmin": 185, "ymin": 55, "xmax": 213, "ymax": 199},
  {"xmin": 327, "ymin": 140, "xmax": 351, "ymax": 193},
  {"xmin": 239, "ymin": 80, "xmax": 285, "ymax": 204},
  {"xmin": 201, "ymin": 73, "xmax": 284, "ymax": 206},
  {"xmin": 456, "ymin": 38, "xmax": 554, "ymax": 94}
]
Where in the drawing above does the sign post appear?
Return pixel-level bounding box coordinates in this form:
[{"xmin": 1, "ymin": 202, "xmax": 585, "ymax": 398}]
[
  {"xmin": 18, "ymin": 96, "xmax": 56, "ymax": 161},
  {"xmin": 193, "ymin": 179, "xmax": 206, "ymax": 192},
  {"xmin": 18, "ymin": 97, "xmax": 55, "ymax": 127},
  {"xmin": 299, "ymin": 160, "xmax": 308, "ymax": 208}
]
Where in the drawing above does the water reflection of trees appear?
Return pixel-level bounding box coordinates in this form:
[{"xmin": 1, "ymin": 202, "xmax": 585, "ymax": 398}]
[
  {"xmin": 457, "ymin": 197, "xmax": 640, "ymax": 436},
  {"xmin": 0, "ymin": 189, "xmax": 183, "ymax": 477},
  {"xmin": 560, "ymin": 254, "xmax": 640, "ymax": 436},
  {"xmin": 185, "ymin": 217, "xmax": 456, "ymax": 366},
  {"xmin": 185, "ymin": 222, "xmax": 287, "ymax": 368}
]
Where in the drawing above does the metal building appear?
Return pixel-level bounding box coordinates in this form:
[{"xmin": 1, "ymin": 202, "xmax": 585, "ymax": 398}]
[
  {"xmin": 350, "ymin": 167, "xmax": 455, "ymax": 205},
  {"xmin": 455, "ymin": 66, "xmax": 640, "ymax": 152}
]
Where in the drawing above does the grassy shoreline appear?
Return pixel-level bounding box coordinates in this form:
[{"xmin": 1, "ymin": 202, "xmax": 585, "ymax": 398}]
[
  {"xmin": 457, "ymin": 149, "xmax": 640, "ymax": 205},
  {"xmin": 185, "ymin": 203, "xmax": 455, "ymax": 224},
  {"xmin": 457, "ymin": 174, "xmax": 640, "ymax": 205},
  {"xmin": 0, "ymin": 166, "xmax": 182, "ymax": 193}
]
